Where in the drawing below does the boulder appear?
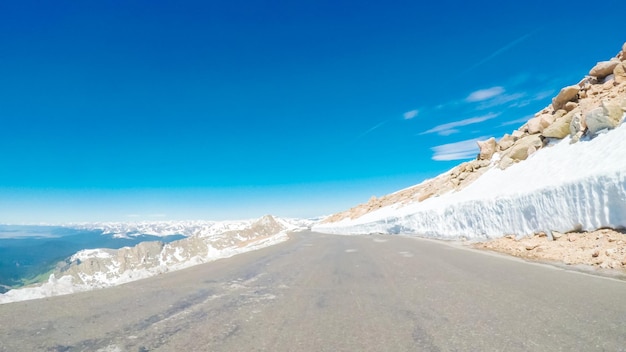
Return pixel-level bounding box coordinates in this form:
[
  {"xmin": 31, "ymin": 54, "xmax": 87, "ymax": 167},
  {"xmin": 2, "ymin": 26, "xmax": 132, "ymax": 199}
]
[
  {"xmin": 552, "ymin": 85, "xmax": 580, "ymax": 110},
  {"xmin": 508, "ymin": 134, "xmax": 543, "ymax": 161},
  {"xmin": 589, "ymin": 59, "xmax": 621, "ymax": 79},
  {"xmin": 498, "ymin": 155, "xmax": 515, "ymax": 170},
  {"xmin": 585, "ymin": 101, "xmax": 624, "ymax": 135},
  {"xmin": 512, "ymin": 130, "xmax": 525, "ymax": 139},
  {"xmin": 564, "ymin": 102, "xmax": 578, "ymax": 112},
  {"xmin": 477, "ymin": 137, "xmax": 497, "ymax": 160},
  {"xmin": 542, "ymin": 109, "xmax": 576, "ymax": 139},
  {"xmin": 527, "ymin": 117, "xmax": 544, "ymax": 134},
  {"xmin": 497, "ymin": 134, "xmax": 515, "ymax": 151},
  {"xmin": 614, "ymin": 62, "xmax": 626, "ymax": 84}
]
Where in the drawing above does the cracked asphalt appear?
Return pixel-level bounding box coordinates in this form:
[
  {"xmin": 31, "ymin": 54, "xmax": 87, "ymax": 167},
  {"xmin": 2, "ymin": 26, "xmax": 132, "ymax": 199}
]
[{"xmin": 1, "ymin": 231, "xmax": 626, "ymax": 351}]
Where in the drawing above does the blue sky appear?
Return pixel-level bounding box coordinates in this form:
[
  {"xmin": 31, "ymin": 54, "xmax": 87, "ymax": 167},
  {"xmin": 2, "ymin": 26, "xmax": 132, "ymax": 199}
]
[{"xmin": 1, "ymin": 0, "xmax": 625, "ymax": 223}]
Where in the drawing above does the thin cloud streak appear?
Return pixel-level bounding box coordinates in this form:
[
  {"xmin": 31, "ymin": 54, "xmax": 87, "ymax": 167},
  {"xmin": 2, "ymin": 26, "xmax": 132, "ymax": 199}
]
[
  {"xmin": 354, "ymin": 120, "xmax": 388, "ymax": 141},
  {"xmin": 421, "ymin": 113, "xmax": 500, "ymax": 136},
  {"xmin": 462, "ymin": 29, "xmax": 540, "ymax": 75}
]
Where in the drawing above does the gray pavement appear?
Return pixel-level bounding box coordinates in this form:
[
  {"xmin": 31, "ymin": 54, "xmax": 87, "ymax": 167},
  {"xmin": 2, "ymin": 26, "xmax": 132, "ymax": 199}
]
[{"xmin": 1, "ymin": 231, "xmax": 626, "ymax": 351}]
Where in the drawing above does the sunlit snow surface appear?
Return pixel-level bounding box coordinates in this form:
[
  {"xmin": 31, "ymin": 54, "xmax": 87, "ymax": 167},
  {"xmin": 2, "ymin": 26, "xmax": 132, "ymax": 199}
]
[
  {"xmin": 314, "ymin": 123, "xmax": 626, "ymax": 239},
  {"xmin": 0, "ymin": 217, "xmax": 308, "ymax": 304}
]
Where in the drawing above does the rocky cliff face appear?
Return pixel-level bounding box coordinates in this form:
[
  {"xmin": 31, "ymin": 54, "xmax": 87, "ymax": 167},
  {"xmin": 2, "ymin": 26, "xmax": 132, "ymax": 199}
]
[
  {"xmin": 324, "ymin": 42, "xmax": 626, "ymax": 224},
  {"xmin": 56, "ymin": 215, "xmax": 289, "ymax": 288}
]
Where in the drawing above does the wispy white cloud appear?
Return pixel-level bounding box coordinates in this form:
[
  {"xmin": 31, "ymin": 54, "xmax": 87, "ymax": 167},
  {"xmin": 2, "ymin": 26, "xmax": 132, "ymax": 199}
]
[
  {"xmin": 476, "ymin": 92, "xmax": 526, "ymax": 109},
  {"xmin": 466, "ymin": 87, "xmax": 505, "ymax": 102},
  {"xmin": 431, "ymin": 137, "xmax": 487, "ymax": 161},
  {"xmin": 355, "ymin": 120, "xmax": 387, "ymax": 141},
  {"xmin": 421, "ymin": 113, "xmax": 500, "ymax": 136},
  {"xmin": 403, "ymin": 109, "xmax": 419, "ymax": 120},
  {"xmin": 126, "ymin": 214, "xmax": 141, "ymax": 218}
]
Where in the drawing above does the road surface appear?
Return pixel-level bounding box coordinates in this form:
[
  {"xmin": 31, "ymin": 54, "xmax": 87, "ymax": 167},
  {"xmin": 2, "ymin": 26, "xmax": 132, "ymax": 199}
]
[{"xmin": 1, "ymin": 231, "xmax": 625, "ymax": 351}]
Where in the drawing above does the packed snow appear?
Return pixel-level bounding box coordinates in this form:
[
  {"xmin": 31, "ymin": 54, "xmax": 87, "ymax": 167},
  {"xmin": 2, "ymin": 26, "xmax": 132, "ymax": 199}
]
[{"xmin": 314, "ymin": 121, "xmax": 626, "ymax": 240}]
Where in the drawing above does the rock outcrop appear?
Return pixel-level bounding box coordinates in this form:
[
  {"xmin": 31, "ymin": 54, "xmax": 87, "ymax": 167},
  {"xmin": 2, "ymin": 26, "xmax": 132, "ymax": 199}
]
[
  {"xmin": 586, "ymin": 101, "xmax": 624, "ymax": 135},
  {"xmin": 477, "ymin": 137, "xmax": 496, "ymax": 160}
]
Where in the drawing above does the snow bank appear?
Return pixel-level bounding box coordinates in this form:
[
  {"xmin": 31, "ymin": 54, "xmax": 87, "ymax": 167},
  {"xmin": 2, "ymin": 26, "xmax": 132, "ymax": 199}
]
[{"xmin": 314, "ymin": 123, "xmax": 626, "ymax": 239}]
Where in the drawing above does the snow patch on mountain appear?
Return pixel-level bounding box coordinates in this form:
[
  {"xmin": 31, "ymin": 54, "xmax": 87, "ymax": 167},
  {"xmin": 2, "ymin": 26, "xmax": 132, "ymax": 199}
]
[{"xmin": 0, "ymin": 215, "xmax": 304, "ymax": 304}]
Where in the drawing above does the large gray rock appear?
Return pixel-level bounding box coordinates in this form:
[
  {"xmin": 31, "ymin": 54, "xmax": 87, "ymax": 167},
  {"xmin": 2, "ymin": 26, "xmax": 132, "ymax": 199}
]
[
  {"xmin": 552, "ymin": 85, "xmax": 580, "ymax": 110},
  {"xmin": 477, "ymin": 137, "xmax": 497, "ymax": 160},
  {"xmin": 589, "ymin": 59, "xmax": 621, "ymax": 79},
  {"xmin": 569, "ymin": 111, "xmax": 586, "ymax": 138},
  {"xmin": 585, "ymin": 101, "xmax": 624, "ymax": 135},
  {"xmin": 542, "ymin": 110, "xmax": 576, "ymax": 139}
]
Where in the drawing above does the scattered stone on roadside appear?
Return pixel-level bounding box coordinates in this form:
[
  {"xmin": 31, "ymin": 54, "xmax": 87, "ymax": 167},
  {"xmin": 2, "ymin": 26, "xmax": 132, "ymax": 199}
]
[{"xmin": 473, "ymin": 229, "xmax": 626, "ymax": 271}]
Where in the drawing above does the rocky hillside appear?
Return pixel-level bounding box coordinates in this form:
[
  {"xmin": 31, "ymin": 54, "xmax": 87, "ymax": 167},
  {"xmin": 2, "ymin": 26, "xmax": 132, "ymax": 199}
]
[{"xmin": 323, "ymin": 42, "xmax": 626, "ymax": 225}]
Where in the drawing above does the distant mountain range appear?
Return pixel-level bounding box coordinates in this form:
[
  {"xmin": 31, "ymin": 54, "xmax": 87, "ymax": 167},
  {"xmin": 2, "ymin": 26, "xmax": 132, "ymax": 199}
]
[{"xmin": 0, "ymin": 216, "xmax": 310, "ymax": 304}]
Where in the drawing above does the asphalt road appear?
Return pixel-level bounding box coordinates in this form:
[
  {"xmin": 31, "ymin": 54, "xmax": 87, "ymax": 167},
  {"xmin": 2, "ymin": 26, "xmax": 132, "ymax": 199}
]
[{"xmin": 1, "ymin": 231, "xmax": 626, "ymax": 352}]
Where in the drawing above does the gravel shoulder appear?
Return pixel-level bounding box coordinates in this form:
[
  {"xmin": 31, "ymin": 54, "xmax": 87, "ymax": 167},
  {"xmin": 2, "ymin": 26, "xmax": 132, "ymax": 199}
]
[{"xmin": 473, "ymin": 228, "xmax": 626, "ymax": 277}]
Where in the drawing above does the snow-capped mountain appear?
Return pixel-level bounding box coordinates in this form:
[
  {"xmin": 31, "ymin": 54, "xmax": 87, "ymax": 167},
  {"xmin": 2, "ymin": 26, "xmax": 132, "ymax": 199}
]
[
  {"xmin": 69, "ymin": 219, "xmax": 264, "ymax": 238},
  {"xmin": 314, "ymin": 42, "xmax": 626, "ymax": 240},
  {"xmin": 0, "ymin": 215, "xmax": 305, "ymax": 304}
]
